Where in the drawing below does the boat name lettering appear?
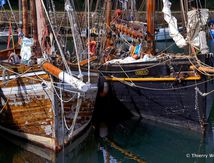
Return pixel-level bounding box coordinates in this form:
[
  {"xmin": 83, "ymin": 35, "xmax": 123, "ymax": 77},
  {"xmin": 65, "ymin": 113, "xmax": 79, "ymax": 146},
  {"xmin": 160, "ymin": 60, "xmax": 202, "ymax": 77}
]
[{"xmin": 135, "ymin": 69, "xmax": 149, "ymax": 76}]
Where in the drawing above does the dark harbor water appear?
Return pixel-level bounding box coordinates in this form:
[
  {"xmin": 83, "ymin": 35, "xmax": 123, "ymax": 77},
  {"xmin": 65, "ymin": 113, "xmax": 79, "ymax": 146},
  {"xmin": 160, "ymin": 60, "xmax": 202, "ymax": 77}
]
[
  {"xmin": 1, "ymin": 118, "xmax": 214, "ymax": 163},
  {"xmin": 0, "ymin": 40, "xmax": 214, "ymax": 163}
]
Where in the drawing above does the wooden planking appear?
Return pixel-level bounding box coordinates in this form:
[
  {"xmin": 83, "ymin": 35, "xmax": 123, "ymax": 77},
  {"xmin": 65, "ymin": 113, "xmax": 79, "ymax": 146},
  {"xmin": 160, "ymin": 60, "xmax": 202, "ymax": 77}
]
[
  {"xmin": 0, "ymin": 111, "xmax": 53, "ymax": 137},
  {"xmin": 0, "ymin": 125, "xmax": 57, "ymax": 150},
  {"xmin": 0, "ymin": 64, "xmax": 42, "ymax": 74},
  {"xmin": 0, "ymin": 61, "xmax": 98, "ymax": 150},
  {"xmin": 0, "ymin": 74, "xmax": 50, "ymax": 87},
  {"xmin": 0, "ymin": 48, "xmax": 20, "ymax": 60},
  {"xmin": 0, "ymin": 80, "xmax": 54, "ymax": 138}
]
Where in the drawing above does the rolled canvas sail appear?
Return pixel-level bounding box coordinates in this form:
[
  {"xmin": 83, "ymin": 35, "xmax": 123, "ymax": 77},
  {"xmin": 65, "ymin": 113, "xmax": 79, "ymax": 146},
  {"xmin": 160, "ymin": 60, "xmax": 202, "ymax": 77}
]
[
  {"xmin": 20, "ymin": 37, "xmax": 34, "ymax": 63},
  {"xmin": 162, "ymin": 0, "xmax": 187, "ymax": 48},
  {"xmin": 186, "ymin": 9, "xmax": 209, "ymax": 54},
  {"xmin": 162, "ymin": 0, "xmax": 209, "ymax": 54}
]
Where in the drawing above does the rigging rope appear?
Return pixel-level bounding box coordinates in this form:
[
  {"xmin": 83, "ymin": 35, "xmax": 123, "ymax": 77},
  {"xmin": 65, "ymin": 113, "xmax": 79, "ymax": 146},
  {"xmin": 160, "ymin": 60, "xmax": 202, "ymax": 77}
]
[
  {"xmin": 87, "ymin": 0, "xmax": 91, "ymax": 84},
  {"xmin": 6, "ymin": 0, "xmax": 18, "ymax": 28},
  {"xmin": 101, "ymin": 73, "xmax": 214, "ymax": 91},
  {"xmin": 195, "ymin": 87, "xmax": 214, "ymax": 97},
  {"xmin": 41, "ymin": 0, "xmax": 72, "ymax": 76},
  {"xmin": 68, "ymin": 93, "xmax": 82, "ymax": 137},
  {"xmin": 0, "ymin": 98, "xmax": 9, "ymax": 114},
  {"xmin": 65, "ymin": 2, "xmax": 83, "ymax": 79}
]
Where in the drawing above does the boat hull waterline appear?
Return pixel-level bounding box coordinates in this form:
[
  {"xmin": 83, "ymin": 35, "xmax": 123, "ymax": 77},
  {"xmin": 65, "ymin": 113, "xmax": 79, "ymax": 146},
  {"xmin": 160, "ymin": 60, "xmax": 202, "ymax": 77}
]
[{"xmin": 99, "ymin": 56, "xmax": 214, "ymax": 132}]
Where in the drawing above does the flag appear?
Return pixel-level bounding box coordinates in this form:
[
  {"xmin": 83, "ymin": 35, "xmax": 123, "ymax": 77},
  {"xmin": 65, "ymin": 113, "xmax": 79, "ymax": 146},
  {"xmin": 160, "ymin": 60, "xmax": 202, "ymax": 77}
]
[{"xmin": 0, "ymin": 0, "xmax": 6, "ymax": 7}]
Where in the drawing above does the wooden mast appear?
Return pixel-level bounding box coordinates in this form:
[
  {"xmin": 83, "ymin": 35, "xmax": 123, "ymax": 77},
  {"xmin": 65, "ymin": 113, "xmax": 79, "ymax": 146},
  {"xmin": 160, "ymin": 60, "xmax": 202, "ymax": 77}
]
[
  {"xmin": 30, "ymin": 0, "xmax": 38, "ymax": 43},
  {"xmin": 180, "ymin": 0, "xmax": 187, "ymax": 27},
  {"xmin": 106, "ymin": 0, "xmax": 112, "ymax": 47},
  {"xmin": 146, "ymin": 0, "xmax": 155, "ymax": 55},
  {"xmin": 19, "ymin": 0, "xmax": 22, "ymax": 27},
  {"xmin": 35, "ymin": 0, "xmax": 48, "ymax": 50},
  {"xmin": 22, "ymin": 0, "xmax": 28, "ymax": 37}
]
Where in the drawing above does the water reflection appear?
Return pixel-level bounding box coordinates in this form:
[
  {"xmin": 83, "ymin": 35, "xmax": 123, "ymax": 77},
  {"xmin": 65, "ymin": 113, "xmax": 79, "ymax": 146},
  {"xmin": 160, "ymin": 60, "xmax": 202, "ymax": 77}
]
[
  {"xmin": 99, "ymin": 118, "xmax": 214, "ymax": 163},
  {"xmin": 0, "ymin": 126, "xmax": 99, "ymax": 163},
  {"xmin": 1, "ymin": 118, "xmax": 214, "ymax": 163}
]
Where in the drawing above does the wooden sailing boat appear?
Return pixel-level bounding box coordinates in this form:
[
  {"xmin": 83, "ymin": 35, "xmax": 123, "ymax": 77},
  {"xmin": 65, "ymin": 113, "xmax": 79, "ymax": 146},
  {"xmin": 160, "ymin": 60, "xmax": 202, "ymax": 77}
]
[
  {"xmin": 0, "ymin": 0, "xmax": 98, "ymax": 151},
  {"xmin": 99, "ymin": 0, "xmax": 214, "ymax": 132}
]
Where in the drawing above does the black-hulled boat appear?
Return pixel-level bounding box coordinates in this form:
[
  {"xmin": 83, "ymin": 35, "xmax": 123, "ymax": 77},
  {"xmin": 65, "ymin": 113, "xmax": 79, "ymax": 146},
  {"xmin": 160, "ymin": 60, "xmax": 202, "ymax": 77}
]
[{"xmin": 99, "ymin": 0, "xmax": 214, "ymax": 132}]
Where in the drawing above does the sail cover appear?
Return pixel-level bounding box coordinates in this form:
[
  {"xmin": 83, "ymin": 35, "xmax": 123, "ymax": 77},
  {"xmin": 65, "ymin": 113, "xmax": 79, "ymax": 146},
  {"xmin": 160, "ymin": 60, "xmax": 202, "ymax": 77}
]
[
  {"xmin": 162, "ymin": 0, "xmax": 187, "ymax": 48},
  {"xmin": 186, "ymin": 9, "xmax": 209, "ymax": 54},
  {"xmin": 20, "ymin": 37, "xmax": 34, "ymax": 63},
  {"xmin": 162, "ymin": 0, "xmax": 209, "ymax": 54}
]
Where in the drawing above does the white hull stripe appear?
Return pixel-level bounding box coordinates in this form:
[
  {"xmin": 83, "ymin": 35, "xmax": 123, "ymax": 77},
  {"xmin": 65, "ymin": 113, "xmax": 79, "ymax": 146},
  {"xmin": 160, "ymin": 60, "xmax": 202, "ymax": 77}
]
[
  {"xmin": 1, "ymin": 83, "xmax": 52, "ymax": 95},
  {"xmin": 0, "ymin": 71, "xmax": 47, "ymax": 81}
]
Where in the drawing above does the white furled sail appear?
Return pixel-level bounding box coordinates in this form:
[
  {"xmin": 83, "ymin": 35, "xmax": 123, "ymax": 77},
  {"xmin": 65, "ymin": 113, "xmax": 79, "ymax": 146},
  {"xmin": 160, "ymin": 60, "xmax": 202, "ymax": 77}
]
[
  {"xmin": 20, "ymin": 37, "xmax": 34, "ymax": 64},
  {"xmin": 186, "ymin": 9, "xmax": 209, "ymax": 54},
  {"xmin": 162, "ymin": 0, "xmax": 209, "ymax": 54},
  {"xmin": 42, "ymin": 62, "xmax": 89, "ymax": 92},
  {"xmin": 162, "ymin": 0, "xmax": 187, "ymax": 48}
]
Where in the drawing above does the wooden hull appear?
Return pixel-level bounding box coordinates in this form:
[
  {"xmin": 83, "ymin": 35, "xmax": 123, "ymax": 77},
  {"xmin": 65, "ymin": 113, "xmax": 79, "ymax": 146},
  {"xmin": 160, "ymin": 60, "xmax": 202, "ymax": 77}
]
[
  {"xmin": 99, "ymin": 54, "xmax": 214, "ymax": 132},
  {"xmin": 0, "ymin": 63, "xmax": 98, "ymax": 151},
  {"xmin": 0, "ymin": 124, "xmax": 93, "ymax": 162}
]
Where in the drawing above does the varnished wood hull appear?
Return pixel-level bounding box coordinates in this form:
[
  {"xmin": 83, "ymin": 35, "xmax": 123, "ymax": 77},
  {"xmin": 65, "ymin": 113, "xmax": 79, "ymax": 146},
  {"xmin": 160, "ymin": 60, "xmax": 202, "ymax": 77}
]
[{"xmin": 0, "ymin": 63, "xmax": 98, "ymax": 151}]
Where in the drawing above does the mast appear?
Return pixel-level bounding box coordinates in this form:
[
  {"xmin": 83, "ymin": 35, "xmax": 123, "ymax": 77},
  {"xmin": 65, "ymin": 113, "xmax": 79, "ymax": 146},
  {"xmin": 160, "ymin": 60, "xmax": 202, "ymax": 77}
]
[
  {"xmin": 95, "ymin": 0, "xmax": 100, "ymax": 12},
  {"xmin": 130, "ymin": 0, "xmax": 135, "ymax": 20},
  {"xmin": 90, "ymin": 0, "xmax": 93, "ymax": 11},
  {"xmin": 180, "ymin": 0, "xmax": 187, "ymax": 27},
  {"xmin": 35, "ymin": 0, "xmax": 47, "ymax": 49},
  {"xmin": 22, "ymin": 0, "xmax": 28, "ymax": 37},
  {"xmin": 30, "ymin": 0, "xmax": 38, "ymax": 43},
  {"xmin": 106, "ymin": 0, "xmax": 112, "ymax": 47},
  {"xmin": 19, "ymin": 0, "xmax": 22, "ymax": 27},
  {"xmin": 146, "ymin": 0, "xmax": 155, "ymax": 55}
]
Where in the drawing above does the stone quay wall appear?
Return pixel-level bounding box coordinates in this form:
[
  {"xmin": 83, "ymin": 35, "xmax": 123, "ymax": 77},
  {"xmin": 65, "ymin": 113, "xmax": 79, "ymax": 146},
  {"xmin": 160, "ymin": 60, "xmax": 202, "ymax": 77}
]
[{"xmin": 0, "ymin": 10, "xmax": 214, "ymax": 28}]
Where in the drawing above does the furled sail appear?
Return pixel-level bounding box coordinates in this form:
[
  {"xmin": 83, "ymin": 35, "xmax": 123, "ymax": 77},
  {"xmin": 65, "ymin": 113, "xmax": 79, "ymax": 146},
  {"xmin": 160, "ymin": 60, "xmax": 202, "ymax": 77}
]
[
  {"xmin": 162, "ymin": 0, "xmax": 187, "ymax": 48},
  {"xmin": 35, "ymin": 0, "xmax": 47, "ymax": 49},
  {"xmin": 42, "ymin": 62, "xmax": 89, "ymax": 92},
  {"xmin": 186, "ymin": 9, "xmax": 209, "ymax": 54},
  {"xmin": 65, "ymin": 1, "xmax": 84, "ymax": 60},
  {"xmin": 162, "ymin": 0, "xmax": 209, "ymax": 54},
  {"xmin": 20, "ymin": 37, "xmax": 34, "ymax": 64}
]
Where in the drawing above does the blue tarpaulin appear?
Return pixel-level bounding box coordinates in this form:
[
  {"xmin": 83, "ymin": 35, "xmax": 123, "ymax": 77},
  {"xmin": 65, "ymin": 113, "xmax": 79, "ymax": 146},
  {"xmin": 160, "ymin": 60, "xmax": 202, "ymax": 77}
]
[
  {"xmin": 209, "ymin": 19, "xmax": 214, "ymax": 24},
  {"xmin": 0, "ymin": 0, "xmax": 6, "ymax": 7}
]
